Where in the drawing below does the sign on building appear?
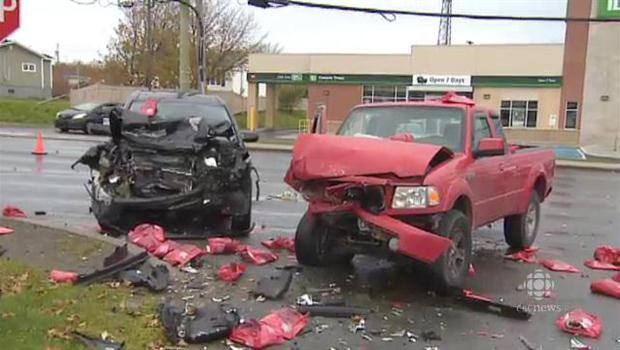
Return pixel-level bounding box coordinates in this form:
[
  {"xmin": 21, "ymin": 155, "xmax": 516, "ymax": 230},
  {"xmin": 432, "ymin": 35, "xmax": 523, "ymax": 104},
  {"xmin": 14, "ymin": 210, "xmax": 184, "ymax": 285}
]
[
  {"xmin": 0, "ymin": 0, "xmax": 19, "ymax": 41},
  {"xmin": 599, "ymin": 0, "xmax": 620, "ymax": 18},
  {"xmin": 412, "ymin": 74, "xmax": 472, "ymax": 87}
]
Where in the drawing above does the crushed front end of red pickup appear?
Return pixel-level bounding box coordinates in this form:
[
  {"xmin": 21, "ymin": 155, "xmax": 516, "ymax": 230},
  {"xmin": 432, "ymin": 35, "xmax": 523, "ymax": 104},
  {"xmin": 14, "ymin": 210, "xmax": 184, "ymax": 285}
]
[{"xmin": 285, "ymin": 133, "xmax": 454, "ymax": 265}]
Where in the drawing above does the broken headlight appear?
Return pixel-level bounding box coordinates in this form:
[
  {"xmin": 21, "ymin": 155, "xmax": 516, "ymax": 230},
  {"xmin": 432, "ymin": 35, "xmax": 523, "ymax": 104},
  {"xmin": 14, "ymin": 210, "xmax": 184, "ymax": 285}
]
[
  {"xmin": 72, "ymin": 112, "xmax": 87, "ymax": 120},
  {"xmin": 391, "ymin": 186, "xmax": 440, "ymax": 209}
]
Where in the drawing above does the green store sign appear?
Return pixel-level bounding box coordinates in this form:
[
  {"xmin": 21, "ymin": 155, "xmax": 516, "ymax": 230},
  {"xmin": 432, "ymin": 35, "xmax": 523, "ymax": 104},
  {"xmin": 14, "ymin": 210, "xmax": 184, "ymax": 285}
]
[
  {"xmin": 598, "ymin": 0, "xmax": 620, "ymax": 18},
  {"xmin": 248, "ymin": 72, "xmax": 562, "ymax": 88}
]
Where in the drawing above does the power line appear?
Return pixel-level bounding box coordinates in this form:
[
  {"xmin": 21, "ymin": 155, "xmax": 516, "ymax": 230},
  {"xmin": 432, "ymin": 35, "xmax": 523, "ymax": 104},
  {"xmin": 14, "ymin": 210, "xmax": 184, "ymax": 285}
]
[{"xmin": 249, "ymin": 0, "xmax": 620, "ymax": 23}]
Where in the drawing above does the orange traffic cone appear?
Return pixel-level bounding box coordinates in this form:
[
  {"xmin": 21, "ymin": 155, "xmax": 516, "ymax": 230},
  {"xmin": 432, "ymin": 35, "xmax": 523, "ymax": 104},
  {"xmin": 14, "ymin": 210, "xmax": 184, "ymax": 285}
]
[{"xmin": 32, "ymin": 131, "xmax": 47, "ymax": 155}]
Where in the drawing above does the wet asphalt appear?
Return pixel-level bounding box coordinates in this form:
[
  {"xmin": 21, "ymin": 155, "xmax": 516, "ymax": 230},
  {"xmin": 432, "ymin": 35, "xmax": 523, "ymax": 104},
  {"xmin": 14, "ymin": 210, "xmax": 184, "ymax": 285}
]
[{"xmin": 1, "ymin": 132, "xmax": 619, "ymax": 350}]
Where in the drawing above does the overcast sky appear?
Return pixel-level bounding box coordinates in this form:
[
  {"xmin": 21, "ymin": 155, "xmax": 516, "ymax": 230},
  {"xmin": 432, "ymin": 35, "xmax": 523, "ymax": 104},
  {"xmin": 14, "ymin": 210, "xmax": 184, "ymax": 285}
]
[{"xmin": 9, "ymin": 0, "xmax": 568, "ymax": 62}]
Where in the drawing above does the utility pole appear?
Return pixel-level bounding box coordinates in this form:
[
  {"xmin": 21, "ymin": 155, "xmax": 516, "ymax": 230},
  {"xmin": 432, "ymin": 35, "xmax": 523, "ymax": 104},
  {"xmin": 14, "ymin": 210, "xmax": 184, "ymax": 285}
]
[
  {"xmin": 179, "ymin": 1, "xmax": 191, "ymax": 91},
  {"xmin": 145, "ymin": 0, "xmax": 154, "ymax": 89},
  {"xmin": 195, "ymin": 0, "xmax": 206, "ymax": 94},
  {"xmin": 437, "ymin": 0, "xmax": 452, "ymax": 45}
]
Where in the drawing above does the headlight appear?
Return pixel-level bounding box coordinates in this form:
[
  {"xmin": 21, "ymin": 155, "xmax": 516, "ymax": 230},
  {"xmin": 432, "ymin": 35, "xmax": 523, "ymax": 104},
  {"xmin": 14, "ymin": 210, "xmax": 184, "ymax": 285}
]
[
  {"xmin": 391, "ymin": 186, "xmax": 440, "ymax": 209},
  {"xmin": 72, "ymin": 113, "xmax": 87, "ymax": 120},
  {"xmin": 56, "ymin": 112, "xmax": 61, "ymax": 119}
]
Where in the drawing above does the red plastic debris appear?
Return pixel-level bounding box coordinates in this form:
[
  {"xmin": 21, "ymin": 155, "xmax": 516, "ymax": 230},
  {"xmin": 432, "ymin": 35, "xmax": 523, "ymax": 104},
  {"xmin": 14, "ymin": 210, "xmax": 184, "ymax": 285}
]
[
  {"xmin": 462, "ymin": 289, "xmax": 493, "ymax": 302},
  {"xmin": 613, "ymin": 272, "xmax": 620, "ymax": 283},
  {"xmin": 540, "ymin": 259, "xmax": 580, "ymax": 273},
  {"xmin": 556, "ymin": 309, "xmax": 602, "ymax": 339},
  {"xmin": 261, "ymin": 236, "xmax": 295, "ymax": 253},
  {"xmin": 590, "ymin": 278, "xmax": 620, "ymax": 299},
  {"xmin": 2, "ymin": 205, "xmax": 27, "ymax": 218},
  {"xmin": 206, "ymin": 237, "xmax": 245, "ymax": 254},
  {"xmin": 50, "ymin": 270, "xmax": 79, "ymax": 283},
  {"xmin": 504, "ymin": 246, "xmax": 538, "ymax": 263},
  {"xmin": 0, "ymin": 226, "xmax": 15, "ymax": 235},
  {"xmin": 261, "ymin": 308, "xmax": 309, "ymax": 340},
  {"xmin": 240, "ymin": 246, "xmax": 278, "ymax": 265},
  {"xmin": 593, "ymin": 245, "xmax": 620, "ymax": 265},
  {"xmin": 468, "ymin": 263, "xmax": 476, "ymax": 276},
  {"xmin": 163, "ymin": 243, "xmax": 203, "ymax": 266},
  {"xmin": 229, "ymin": 307, "xmax": 309, "ymax": 349},
  {"xmin": 584, "ymin": 259, "xmax": 620, "ymax": 271},
  {"xmin": 218, "ymin": 262, "xmax": 247, "ymax": 282},
  {"xmin": 128, "ymin": 223, "xmax": 166, "ymax": 252},
  {"xmin": 152, "ymin": 240, "xmax": 178, "ymax": 258}
]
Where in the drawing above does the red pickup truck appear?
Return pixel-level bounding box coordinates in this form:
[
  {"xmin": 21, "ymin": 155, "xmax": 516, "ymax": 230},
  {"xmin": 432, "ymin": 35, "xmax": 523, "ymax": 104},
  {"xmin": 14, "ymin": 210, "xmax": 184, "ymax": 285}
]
[{"xmin": 285, "ymin": 92, "xmax": 555, "ymax": 290}]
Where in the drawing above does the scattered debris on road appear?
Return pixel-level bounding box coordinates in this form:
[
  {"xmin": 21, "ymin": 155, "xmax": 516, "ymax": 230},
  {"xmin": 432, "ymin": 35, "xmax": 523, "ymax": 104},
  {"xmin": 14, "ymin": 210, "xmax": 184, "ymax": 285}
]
[
  {"xmin": 159, "ymin": 301, "xmax": 240, "ymax": 344},
  {"xmin": 50, "ymin": 270, "xmax": 79, "ymax": 283},
  {"xmin": 504, "ymin": 246, "xmax": 538, "ymax": 263},
  {"xmin": 0, "ymin": 226, "xmax": 15, "ymax": 235},
  {"xmin": 239, "ymin": 246, "xmax": 278, "ymax": 265},
  {"xmin": 518, "ymin": 334, "xmax": 537, "ymax": 350},
  {"xmin": 584, "ymin": 245, "xmax": 620, "ymax": 271},
  {"xmin": 217, "ymin": 262, "xmax": 247, "ymax": 282},
  {"xmin": 251, "ymin": 268, "xmax": 293, "ymax": 300},
  {"xmin": 261, "ymin": 236, "xmax": 295, "ymax": 252},
  {"xmin": 229, "ymin": 307, "xmax": 309, "ymax": 348},
  {"xmin": 298, "ymin": 304, "xmax": 369, "ymax": 318},
  {"xmin": 456, "ymin": 289, "xmax": 532, "ymax": 320},
  {"xmin": 590, "ymin": 278, "xmax": 620, "ymax": 299},
  {"xmin": 206, "ymin": 237, "xmax": 246, "ymax": 254},
  {"xmin": 556, "ymin": 309, "xmax": 602, "ymax": 339},
  {"xmin": 540, "ymin": 259, "xmax": 581, "ymax": 273},
  {"xmin": 569, "ymin": 337, "xmax": 592, "ymax": 350},
  {"xmin": 2, "ymin": 205, "xmax": 27, "ymax": 218},
  {"xmin": 72, "ymin": 331, "xmax": 125, "ymax": 350}
]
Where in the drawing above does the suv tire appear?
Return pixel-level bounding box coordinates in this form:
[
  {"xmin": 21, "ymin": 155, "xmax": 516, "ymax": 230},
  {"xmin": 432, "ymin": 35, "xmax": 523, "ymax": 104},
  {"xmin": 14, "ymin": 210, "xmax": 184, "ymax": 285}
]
[{"xmin": 295, "ymin": 211, "xmax": 352, "ymax": 266}]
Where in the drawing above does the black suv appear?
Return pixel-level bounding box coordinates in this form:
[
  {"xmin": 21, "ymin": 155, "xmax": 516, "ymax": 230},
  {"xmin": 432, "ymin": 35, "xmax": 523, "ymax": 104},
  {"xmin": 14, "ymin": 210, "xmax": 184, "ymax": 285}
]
[{"xmin": 74, "ymin": 91, "xmax": 259, "ymax": 235}]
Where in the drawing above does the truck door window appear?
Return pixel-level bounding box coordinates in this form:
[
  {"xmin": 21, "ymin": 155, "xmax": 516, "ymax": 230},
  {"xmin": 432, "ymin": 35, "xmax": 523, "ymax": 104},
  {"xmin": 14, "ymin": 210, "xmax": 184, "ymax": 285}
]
[
  {"xmin": 490, "ymin": 112, "xmax": 506, "ymax": 140},
  {"xmin": 472, "ymin": 112, "xmax": 492, "ymax": 150}
]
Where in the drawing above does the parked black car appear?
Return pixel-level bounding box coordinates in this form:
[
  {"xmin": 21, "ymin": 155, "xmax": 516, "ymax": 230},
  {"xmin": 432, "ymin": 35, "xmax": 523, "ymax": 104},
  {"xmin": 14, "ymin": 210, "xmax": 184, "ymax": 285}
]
[
  {"xmin": 73, "ymin": 91, "xmax": 259, "ymax": 236},
  {"xmin": 55, "ymin": 102, "xmax": 122, "ymax": 134}
]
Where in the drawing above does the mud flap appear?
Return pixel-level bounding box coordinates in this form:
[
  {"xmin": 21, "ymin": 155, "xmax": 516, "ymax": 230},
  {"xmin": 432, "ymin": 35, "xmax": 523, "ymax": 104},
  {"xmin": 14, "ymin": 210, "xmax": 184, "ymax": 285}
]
[
  {"xmin": 118, "ymin": 262, "xmax": 170, "ymax": 292},
  {"xmin": 159, "ymin": 302, "xmax": 240, "ymax": 344}
]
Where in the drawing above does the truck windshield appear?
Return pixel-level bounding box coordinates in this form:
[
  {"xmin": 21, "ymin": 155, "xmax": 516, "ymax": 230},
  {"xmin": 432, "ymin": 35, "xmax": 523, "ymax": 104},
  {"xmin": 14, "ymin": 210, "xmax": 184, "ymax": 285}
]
[
  {"xmin": 129, "ymin": 100, "xmax": 231, "ymax": 127},
  {"xmin": 338, "ymin": 106, "xmax": 465, "ymax": 152}
]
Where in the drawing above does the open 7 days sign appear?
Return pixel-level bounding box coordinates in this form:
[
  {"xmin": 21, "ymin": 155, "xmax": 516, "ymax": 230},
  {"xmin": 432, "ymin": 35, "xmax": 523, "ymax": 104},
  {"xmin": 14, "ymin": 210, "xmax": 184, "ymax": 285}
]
[
  {"xmin": 412, "ymin": 74, "xmax": 471, "ymax": 87},
  {"xmin": 0, "ymin": 0, "xmax": 20, "ymax": 41}
]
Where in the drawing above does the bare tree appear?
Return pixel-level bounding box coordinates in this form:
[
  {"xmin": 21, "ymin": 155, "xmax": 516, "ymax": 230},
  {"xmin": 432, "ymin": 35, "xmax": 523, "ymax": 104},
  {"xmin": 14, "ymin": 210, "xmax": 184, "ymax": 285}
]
[{"xmin": 103, "ymin": 0, "xmax": 276, "ymax": 89}]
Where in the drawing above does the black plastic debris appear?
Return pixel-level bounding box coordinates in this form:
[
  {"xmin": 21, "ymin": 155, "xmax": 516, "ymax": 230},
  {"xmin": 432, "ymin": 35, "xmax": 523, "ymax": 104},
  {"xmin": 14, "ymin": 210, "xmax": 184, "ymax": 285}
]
[
  {"xmin": 352, "ymin": 255, "xmax": 400, "ymax": 292},
  {"xmin": 77, "ymin": 249, "xmax": 149, "ymax": 285},
  {"xmin": 159, "ymin": 302, "xmax": 240, "ymax": 344},
  {"xmin": 297, "ymin": 305, "xmax": 369, "ymax": 318},
  {"xmin": 251, "ymin": 269, "xmax": 293, "ymax": 300},
  {"xmin": 34, "ymin": 211, "xmax": 46, "ymax": 216},
  {"xmin": 118, "ymin": 262, "xmax": 170, "ymax": 292},
  {"xmin": 421, "ymin": 330, "xmax": 442, "ymax": 341},
  {"xmin": 72, "ymin": 331, "xmax": 124, "ymax": 350}
]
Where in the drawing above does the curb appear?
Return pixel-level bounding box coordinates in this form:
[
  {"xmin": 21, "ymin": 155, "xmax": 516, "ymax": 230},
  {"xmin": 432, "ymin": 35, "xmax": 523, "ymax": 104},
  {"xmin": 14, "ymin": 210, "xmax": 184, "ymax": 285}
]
[{"xmin": 2, "ymin": 131, "xmax": 618, "ymax": 170}]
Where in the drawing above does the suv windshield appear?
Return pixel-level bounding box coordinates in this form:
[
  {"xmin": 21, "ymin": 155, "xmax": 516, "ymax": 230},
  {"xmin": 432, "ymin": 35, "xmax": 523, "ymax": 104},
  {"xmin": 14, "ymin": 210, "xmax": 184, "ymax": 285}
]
[
  {"xmin": 129, "ymin": 100, "xmax": 231, "ymax": 127},
  {"xmin": 338, "ymin": 106, "xmax": 465, "ymax": 152}
]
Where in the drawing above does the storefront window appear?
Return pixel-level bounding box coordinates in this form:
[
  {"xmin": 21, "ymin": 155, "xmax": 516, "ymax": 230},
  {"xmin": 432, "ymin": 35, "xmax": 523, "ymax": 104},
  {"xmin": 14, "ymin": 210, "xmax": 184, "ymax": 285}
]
[
  {"xmin": 500, "ymin": 100, "xmax": 538, "ymax": 128},
  {"xmin": 565, "ymin": 102, "xmax": 578, "ymax": 129},
  {"xmin": 362, "ymin": 85, "xmax": 409, "ymax": 103}
]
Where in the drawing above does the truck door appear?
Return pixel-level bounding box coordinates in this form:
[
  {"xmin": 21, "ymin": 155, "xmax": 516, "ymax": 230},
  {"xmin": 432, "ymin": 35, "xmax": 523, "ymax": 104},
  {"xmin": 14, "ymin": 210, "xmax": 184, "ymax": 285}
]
[{"xmin": 467, "ymin": 110, "xmax": 506, "ymax": 226}]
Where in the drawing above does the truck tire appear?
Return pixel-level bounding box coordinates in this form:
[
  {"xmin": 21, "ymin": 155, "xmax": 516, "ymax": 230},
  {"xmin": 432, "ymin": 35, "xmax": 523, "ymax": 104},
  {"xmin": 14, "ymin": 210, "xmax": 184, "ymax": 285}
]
[
  {"xmin": 504, "ymin": 192, "xmax": 540, "ymax": 250},
  {"xmin": 295, "ymin": 211, "xmax": 352, "ymax": 266},
  {"xmin": 432, "ymin": 210, "xmax": 472, "ymax": 292}
]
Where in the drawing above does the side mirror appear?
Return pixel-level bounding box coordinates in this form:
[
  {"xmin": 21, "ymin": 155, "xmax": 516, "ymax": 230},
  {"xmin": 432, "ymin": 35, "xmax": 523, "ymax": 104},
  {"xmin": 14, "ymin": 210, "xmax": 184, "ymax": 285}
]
[
  {"xmin": 241, "ymin": 131, "xmax": 259, "ymax": 143},
  {"xmin": 473, "ymin": 137, "xmax": 505, "ymax": 158}
]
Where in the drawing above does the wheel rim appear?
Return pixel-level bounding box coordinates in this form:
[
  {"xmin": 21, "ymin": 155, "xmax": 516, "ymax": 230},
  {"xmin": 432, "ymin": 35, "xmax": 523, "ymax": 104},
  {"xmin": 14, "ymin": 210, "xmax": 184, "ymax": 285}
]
[
  {"xmin": 447, "ymin": 229, "xmax": 466, "ymax": 278},
  {"xmin": 525, "ymin": 201, "xmax": 538, "ymax": 239}
]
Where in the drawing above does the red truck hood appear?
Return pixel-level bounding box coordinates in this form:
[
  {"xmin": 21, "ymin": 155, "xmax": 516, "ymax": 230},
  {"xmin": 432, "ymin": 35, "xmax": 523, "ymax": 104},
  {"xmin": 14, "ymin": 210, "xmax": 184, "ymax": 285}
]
[{"xmin": 285, "ymin": 134, "xmax": 453, "ymax": 183}]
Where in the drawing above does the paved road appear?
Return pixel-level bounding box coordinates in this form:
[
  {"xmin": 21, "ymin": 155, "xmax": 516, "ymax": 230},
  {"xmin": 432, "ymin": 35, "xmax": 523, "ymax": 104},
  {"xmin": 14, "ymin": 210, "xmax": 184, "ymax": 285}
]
[{"xmin": 1, "ymin": 132, "xmax": 620, "ymax": 349}]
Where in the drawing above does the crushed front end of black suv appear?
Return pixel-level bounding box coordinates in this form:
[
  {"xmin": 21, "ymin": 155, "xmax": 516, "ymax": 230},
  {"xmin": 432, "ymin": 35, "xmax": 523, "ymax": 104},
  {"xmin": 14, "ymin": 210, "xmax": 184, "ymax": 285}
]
[{"xmin": 73, "ymin": 107, "xmax": 256, "ymax": 236}]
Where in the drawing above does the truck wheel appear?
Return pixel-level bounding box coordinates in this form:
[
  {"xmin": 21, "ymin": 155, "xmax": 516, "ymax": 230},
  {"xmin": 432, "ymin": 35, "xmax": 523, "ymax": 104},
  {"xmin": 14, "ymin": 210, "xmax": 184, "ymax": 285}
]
[
  {"xmin": 504, "ymin": 192, "xmax": 540, "ymax": 250},
  {"xmin": 432, "ymin": 210, "xmax": 472, "ymax": 292},
  {"xmin": 295, "ymin": 211, "xmax": 351, "ymax": 266}
]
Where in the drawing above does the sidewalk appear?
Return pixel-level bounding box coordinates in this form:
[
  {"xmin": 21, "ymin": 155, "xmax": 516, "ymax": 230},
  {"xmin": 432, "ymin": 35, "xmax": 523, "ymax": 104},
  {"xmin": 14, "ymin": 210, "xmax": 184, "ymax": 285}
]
[{"xmin": 2, "ymin": 127, "xmax": 619, "ymax": 170}]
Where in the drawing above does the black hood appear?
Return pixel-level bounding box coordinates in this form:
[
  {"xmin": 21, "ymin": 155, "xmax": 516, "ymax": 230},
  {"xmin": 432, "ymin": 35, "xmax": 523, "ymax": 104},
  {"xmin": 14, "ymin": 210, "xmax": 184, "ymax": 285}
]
[
  {"xmin": 58, "ymin": 108, "xmax": 86, "ymax": 119},
  {"xmin": 115, "ymin": 110, "xmax": 233, "ymax": 152}
]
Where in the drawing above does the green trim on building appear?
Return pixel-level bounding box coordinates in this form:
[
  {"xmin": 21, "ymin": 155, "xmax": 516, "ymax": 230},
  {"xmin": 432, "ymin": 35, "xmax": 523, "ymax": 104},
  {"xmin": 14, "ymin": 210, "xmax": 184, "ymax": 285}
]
[
  {"xmin": 472, "ymin": 76, "xmax": 562, "ymax": 87},
  {"xmin": 598, "ymin": 0, "xmax": 620, "ymax": 18},
  {"xmin": 247, "ymin": 73, "xmax": 563, "ymax": 88}
]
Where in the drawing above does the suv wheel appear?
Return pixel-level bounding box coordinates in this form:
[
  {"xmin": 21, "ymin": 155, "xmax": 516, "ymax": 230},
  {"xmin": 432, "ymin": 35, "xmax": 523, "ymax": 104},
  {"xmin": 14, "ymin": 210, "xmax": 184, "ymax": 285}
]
[
  {"xmin": 295, "ymin": 211, "xmax": 352, "ymax": 266},
  {"xmin": 432, "ymin": 210, "xmax": 472, "ymax": 292},
  {"xmin": 504, "ymin": 192, "xmax": 540, "ymax": 250}
]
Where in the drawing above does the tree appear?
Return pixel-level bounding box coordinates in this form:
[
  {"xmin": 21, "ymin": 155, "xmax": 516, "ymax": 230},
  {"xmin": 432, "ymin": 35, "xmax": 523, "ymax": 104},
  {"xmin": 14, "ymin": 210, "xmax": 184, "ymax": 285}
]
[{"xmin": 103, "ymin": 0, "xmax": 273, "ymax": 89}]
